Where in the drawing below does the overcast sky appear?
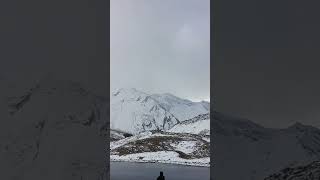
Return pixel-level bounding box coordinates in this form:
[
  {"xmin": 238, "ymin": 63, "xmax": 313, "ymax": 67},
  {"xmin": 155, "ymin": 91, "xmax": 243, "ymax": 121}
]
[{"xmin": 111, "ymin": 0, "xmax": 210, "ymax": 102}]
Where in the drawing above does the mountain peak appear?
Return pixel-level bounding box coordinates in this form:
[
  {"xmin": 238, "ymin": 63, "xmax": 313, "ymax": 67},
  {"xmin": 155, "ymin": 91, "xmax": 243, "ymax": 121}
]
[
  {"xmin": 287, "ymin": 122, "xmax": 315, "ymax": 131},
  {"xmin": 112, "ymin": 88, "xmax": 148, "ymax": 97},
  {"xmin": 110, "ymin": 88, "xmax": 210, "ymax": 134},
  {"xmin": 292, "ymin": 122, "xmax": 304, "ymax": 127},
  {"xmin": 119, "ymin": 87, "xmax": 138, "ymax": 92}
]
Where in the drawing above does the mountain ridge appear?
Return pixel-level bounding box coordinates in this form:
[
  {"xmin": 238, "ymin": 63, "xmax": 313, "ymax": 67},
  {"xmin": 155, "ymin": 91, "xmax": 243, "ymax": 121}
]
[
  {"xmin": 212, "ymin": 111, "xmax": 320, "ymax": 180},
  {"xmin": 110, "ymin": 88, "xmax": 210, "ymax": 134}
]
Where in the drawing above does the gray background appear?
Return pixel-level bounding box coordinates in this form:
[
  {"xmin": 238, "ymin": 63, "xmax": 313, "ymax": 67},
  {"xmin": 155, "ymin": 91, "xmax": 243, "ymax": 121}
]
[{"xmin": 214, "ymin": 0, "xmax": 320, "ymax": 128}]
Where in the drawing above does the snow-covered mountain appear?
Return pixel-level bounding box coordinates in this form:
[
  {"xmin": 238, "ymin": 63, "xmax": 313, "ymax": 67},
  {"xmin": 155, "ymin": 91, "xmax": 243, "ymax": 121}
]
[
  {"xmin": 110, "ymin": 88, "xmax": 209, "ymax": 134},
  {"xmin": 212, "ymin": 111, "xmax": 320, "ymax": 180},
  {"xmin": 264, "ymin": 161, "xmax": 320, "ymax": 180},
  {"xmin": 168, "ymin": 113, "xmax": 210, "ymax": 135},
  {"xmin": 110, "ymin": 88, "xmax": 210, "ymax": 166},
  {"xmin": 150, "ymin": 93, "xmax": 209, "ymax": 121},
  {"xmin": 0, "ymin": 77, "xmax": 109, "ymax": 180}
]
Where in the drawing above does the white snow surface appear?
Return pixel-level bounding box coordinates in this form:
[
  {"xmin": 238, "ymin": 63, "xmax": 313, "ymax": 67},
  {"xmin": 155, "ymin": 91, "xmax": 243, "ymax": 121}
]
[
  {"xmin": 170, "ymin": 141, "xmax": 198, "ymax": 154},
  {"xmin": 168, "ymin": 113, "xmax": 210, "ymax": 135},
  {"xmin": 110, "ymin": 88, "xmax": 209, "ymax": 134},
  {"xmin": 150, "ymin": 93, "xmax": 209, "ymax": 122},
  {"xmin": 110, "ymin": 151, "xmax": 210, "ymax": 167},
  {"xmin": 110, "ymin": 132, "xmax": 210, "ymax": 167},
  {"xmin": 110, "ymin": 131, "xmax": 153, "ymax": 150}
]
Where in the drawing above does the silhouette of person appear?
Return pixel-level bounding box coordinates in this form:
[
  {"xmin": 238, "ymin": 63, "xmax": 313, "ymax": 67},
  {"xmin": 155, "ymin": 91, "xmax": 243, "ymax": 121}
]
[{"xmin": 157, "ymin": 171, "xmax": 165, "ymax": 180}]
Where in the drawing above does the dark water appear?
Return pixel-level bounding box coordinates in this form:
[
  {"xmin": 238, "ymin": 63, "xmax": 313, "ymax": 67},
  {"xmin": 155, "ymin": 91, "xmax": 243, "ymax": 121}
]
[{"xmin": 110, "ymin": 161, "xmax": 210, "ymax": 180}]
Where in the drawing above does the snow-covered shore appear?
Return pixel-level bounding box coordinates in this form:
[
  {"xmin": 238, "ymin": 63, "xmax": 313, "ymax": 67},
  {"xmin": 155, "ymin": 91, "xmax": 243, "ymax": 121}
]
[
  {"xmin": 110, "ymin": 151, "xmax": 210, "ymax": 167},
  {"xmin": 110, "ymin": 131, "xmax": 210, "ymax": 167}
]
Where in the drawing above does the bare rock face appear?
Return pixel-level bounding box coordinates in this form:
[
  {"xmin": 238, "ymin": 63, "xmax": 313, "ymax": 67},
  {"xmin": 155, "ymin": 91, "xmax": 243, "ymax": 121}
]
[
  {"xmin": 0, "ymin": 77, "xmax": 109, "ymax": 180},
  {"xmin": 265, "ymin": 161, "xmax": 320, "ymax": 180}
]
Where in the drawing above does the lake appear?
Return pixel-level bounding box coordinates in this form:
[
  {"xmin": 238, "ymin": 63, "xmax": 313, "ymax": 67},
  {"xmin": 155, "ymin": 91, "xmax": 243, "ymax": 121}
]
[{"xmin": 110, "ymin": 161, "xmax": 210, "ymax": 180}]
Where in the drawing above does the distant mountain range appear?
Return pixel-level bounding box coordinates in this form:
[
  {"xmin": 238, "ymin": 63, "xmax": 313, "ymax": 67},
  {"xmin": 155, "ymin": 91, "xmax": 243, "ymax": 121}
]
[
  {"xmin": 110, "ymin": 88, "xmax": 320, "ymax": 178},
  {"xmin": 212, "ymin": 111, "xmax": 320, "ymax": 180},
  {"xmin": 1, "ymin": 76, "xmax": 320, "ymax": 179}
]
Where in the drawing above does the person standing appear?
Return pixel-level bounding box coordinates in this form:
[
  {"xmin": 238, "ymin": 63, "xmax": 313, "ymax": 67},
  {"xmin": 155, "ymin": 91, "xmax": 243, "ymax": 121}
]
[{"xmin": 157, "ymin": 171, "xmax": 165, "ymax": 180}]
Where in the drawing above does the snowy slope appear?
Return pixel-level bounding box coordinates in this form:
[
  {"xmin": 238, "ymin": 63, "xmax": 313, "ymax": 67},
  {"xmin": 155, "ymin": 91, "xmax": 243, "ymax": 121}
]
[
  {"xmin": 110, "ymin": 88, "xmax": 209, "ymax": 134},
  {"xmin": 110, "ymin": 88, "xmax": 179, "ymax": 134},
  {"xmin": 111, "ymin": 151, "xmax": 210, "ymax": 167},
  {"xmin": 150, "ymin": 93, "xmax": 209, "ymax": 121},
  {"xmin": 0, "ymin": 77, "xmax": 109, "ymax": 180},
  {"xmin": 110, "ymin": 131, "xmax": 210, "ymax": 167},
  {"xmin": 212, "ymin": 111, "xmax": 320, "ymax": 180},
  {"xmin": 168, "ymin": 113, "xmax": 210, "ymax": 135},
  {"xmin": 265, "ymin": 161, "xmax": 320, "ymax": 180},
  {"xmin": 110, "ymin": 129, "xmax": 133, "ymax": 141}
]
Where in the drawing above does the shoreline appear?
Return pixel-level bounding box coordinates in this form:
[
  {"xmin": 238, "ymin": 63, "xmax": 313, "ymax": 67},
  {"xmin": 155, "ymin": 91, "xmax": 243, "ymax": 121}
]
[{"xmin": 110, "ymin": 157, "xmax": 210, "ymax": 168}]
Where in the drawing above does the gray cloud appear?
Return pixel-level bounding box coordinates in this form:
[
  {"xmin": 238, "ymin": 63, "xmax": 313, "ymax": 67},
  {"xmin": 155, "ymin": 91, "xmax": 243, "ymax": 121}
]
[{"xmin": 111, "ymin": 0, "xmax": 210, "ymax": 102}]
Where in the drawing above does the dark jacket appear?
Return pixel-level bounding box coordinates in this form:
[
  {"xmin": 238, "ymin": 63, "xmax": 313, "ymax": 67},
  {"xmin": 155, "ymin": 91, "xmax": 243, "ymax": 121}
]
[{"xmin": 157, "ymin": 175, "xmax": 165, "ymax": 180}]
